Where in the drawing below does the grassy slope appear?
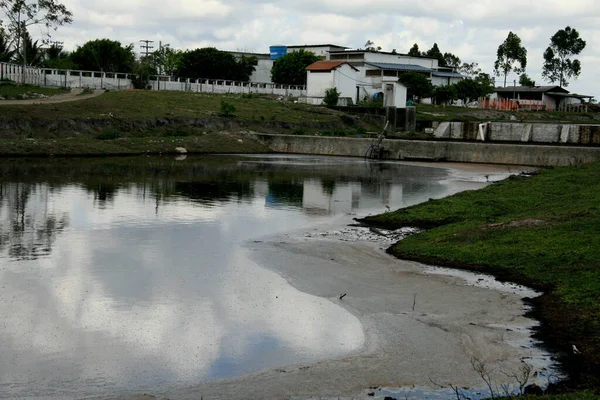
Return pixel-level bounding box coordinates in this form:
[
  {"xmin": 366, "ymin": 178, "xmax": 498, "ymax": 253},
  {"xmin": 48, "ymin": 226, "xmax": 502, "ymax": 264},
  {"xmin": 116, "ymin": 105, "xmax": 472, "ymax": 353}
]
[
  {"xmin": 0, "ymin": 83, "xmax": 70, "ymax": 99},
  {"xmin": 0, "ymin": 90, "xmax": 344, "ymax": 123},
  {"xmin": 0, "ymin": 90, "xmax": 371, "ymax": 155},
  {"xmin": 363, "ymin": 162, "xmax": 600, "ymax": 394}
]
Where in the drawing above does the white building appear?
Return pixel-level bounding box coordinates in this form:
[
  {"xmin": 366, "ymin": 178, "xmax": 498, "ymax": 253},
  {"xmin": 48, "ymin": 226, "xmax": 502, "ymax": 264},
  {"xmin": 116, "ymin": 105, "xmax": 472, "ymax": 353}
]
[
  {"xmin": 287, "ymin": 44, "xmax": 349, "ymax": 59},
  {"xmin": 229, "ymin": 51, "xmax": 274, "ymax": 83},
  {"xmin": 304, "ymin": 61, "xmax": 360, "ymax": 105}
]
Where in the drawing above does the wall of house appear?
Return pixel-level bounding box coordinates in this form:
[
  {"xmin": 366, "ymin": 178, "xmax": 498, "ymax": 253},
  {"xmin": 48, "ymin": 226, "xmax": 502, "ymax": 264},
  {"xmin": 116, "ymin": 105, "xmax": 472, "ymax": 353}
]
[
  {"xmin": 431, "ymin": 76, "xmax": 463, "ymax": 87},
  {"xmin": 305, "ymin": 65, "xmax": 357, "ymax": 103},
  {"xmin": 289, "ymin": 46, "xmax": 344, "ymax": 59},
  {"xmin": 249, "ymin": 59, "xmax": 275, "ymax": 83}
]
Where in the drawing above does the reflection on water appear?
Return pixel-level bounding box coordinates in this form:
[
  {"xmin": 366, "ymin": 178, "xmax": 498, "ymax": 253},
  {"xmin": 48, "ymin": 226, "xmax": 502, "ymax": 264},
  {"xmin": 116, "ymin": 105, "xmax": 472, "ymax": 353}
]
[{"xmin": 0, "ymin": 155, "xmax": 489, "ymax": 398}]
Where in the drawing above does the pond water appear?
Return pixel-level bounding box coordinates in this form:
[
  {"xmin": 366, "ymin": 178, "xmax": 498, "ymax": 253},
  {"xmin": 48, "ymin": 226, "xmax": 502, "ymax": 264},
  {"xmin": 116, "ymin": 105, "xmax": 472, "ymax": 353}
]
[{"xmin": 0, "ymin": 155, "xmax": 515, "ymax": 399}]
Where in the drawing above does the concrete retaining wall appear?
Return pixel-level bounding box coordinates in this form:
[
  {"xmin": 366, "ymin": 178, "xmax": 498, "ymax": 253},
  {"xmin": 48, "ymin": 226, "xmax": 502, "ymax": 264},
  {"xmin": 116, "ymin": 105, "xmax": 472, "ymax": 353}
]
[
  {"xmin": 248, "ymin": 133, "xmax": 600, "ymax": 167},
  {"xmin": 434, "ymin": 121, "xmax": 600, "ymax": 146}
]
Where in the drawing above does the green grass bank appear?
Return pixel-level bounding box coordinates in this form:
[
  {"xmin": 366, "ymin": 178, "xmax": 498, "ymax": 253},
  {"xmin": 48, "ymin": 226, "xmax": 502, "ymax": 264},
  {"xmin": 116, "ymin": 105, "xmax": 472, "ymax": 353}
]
[
  {"xmin": 361, "ymin": 162, "xmax": 600, "ymax": 396},
  {"xmin": 0, "ymin": 90, "xmax": 375, "ymax": 155}
]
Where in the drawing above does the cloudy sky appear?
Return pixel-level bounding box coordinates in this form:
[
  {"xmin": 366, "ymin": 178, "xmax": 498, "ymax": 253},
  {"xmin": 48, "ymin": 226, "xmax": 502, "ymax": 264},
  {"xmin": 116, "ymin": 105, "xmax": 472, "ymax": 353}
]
[{"xmin": 29, "ymin": 0, "xmax": 600, "ymax": 97}]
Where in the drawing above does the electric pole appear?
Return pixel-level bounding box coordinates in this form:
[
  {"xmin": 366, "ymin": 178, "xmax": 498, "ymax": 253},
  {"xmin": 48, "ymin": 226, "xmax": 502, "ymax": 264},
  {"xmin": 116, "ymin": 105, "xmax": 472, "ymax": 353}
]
[{"xmin": 139, "ymin": 40, "xmax": 154, "ymax": 58}]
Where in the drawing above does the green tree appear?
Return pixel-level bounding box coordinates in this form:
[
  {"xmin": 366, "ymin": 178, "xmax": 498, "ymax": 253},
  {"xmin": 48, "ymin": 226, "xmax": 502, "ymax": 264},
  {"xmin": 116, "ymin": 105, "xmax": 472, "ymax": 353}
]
[
  {"xmin": 434, "ymin": 84, "xmax": 457, "ymax": 104},
  {"xmin": 0, "ymin": 30, "xmax": 14, "ymax": 62},
  {"xmin": 542, "ymin": 26, "xmax": 586, "ymax": 88},
  {"xmin": 407, "ymin": 43, "xmax": 420, "ymax": 57},
  {"xmin": 0, "ymin": 0, "xmax": 72, "ymax": 74},
  {"xmin": 323, "ymin": 87, "xmax": 340, "ymax": 106},
  {"xmin": 453, "ymin": 73, "xmax": 494, "ymax": 104},
  {"xmin": 13, "ymin": 29, "xmax": 44, "ymax": 66},
  {"xmin": 150, "ymin": 44, "xmax": 182, "ymax": 75},
  {"xmin": 494, "ymin": 31, "xmax": 527, "ymax": 87},
  {"xmin": 364, "ymin": 40, "xmax": 381, "ymax": 52},
  {"xmin": 424, "ymin": 43, "xmax": 445, "ymax": 66},
  {"xmin": 42, "ymin": 43, "xmax": 74, "ymax": 69},
  {"xmin": 271, "ymin": 49, "xmax": 319, "ymax": 86},
  {"xmin": 459, "ymin": 62, "xmax": 481, "ymax": 77},
  {"xmin": 519, "ymin": 73, "xmax": 536, "ymax": 87},
  {"xmin": 443, "ymin": 52, "xmax": 461, "ymax": 69},
  {"xmin": 398, "ymin": 72, "xmax": 434, "ymax": 100},
  {"xmin": 70, "ymin": 39, "xmax": 135, "ymax": 72},
  {"xmin": 175, "ymin": 47, "xmax": 256, "ymax": 81}
]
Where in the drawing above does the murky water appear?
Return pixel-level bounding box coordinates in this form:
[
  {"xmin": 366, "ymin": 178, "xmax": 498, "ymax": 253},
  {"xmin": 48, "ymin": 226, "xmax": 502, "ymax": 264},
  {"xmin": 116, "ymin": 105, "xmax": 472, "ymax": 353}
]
[{"xmin": 0, "ymin": 155, "xmax": 519, "ymax": 398}]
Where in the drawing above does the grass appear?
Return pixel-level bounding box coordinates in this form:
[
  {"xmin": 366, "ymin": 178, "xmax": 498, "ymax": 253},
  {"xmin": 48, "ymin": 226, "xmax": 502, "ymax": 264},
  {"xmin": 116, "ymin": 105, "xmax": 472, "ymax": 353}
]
[
  {"xmin": 415, "ymin": 103, "xmax": 600, "ymax": 124},
  {"xmin": 0, "ymin": 90, "xmax": 348, "ymax": 123},
  {"xmin": 362, "ymin": 162, "xmax": 600, "ymax": 395},
  {"xmin": 0, "ymin": 82, "xmax": 70, "ymax": 99},
  {"xmin": 0, "ymin": 133, "xmax": 272, "ymax": 156}
]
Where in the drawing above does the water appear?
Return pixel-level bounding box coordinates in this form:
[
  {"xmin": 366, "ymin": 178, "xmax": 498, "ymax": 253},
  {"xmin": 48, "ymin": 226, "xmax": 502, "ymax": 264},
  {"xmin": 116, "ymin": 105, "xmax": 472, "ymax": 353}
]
[{"xmin": 0, "ymin": 155, "xmax": 517, "ymax": 398}]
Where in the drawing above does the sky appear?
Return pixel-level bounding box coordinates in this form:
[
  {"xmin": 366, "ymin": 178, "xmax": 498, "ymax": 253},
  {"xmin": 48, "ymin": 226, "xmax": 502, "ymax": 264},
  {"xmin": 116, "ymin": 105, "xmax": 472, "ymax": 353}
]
[{"xmin": 24, "ymin": 0, "xmax": 600, "ymax": 98}]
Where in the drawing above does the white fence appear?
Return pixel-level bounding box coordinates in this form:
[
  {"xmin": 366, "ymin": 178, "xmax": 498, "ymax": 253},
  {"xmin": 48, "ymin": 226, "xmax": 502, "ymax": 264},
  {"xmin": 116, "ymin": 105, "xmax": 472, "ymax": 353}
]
[{"xmin": 0, "ymin": 62, "xmax": 306, "ymax": 97}]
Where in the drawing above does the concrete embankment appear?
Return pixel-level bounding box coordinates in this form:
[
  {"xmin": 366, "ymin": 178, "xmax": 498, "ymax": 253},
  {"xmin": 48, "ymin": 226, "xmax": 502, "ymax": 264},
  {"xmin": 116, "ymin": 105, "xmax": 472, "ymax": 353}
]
[{"xmin": 247, "ymin": 133, "xmax": 600, "ymax": 167}]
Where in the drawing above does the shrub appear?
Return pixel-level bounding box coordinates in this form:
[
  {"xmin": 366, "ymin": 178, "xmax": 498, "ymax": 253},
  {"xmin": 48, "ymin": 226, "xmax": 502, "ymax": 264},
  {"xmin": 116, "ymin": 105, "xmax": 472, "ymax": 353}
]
[
  {"xmin": 219, "ymin": 99, "xmax": 236, "ymax": 117},
  {"xmin": 95, "ymin": 127, "xmax": 121, "ymax": 140},
  {"xmin": 323, "ymin": 87, "xmax": 340, "ymax": 107}
]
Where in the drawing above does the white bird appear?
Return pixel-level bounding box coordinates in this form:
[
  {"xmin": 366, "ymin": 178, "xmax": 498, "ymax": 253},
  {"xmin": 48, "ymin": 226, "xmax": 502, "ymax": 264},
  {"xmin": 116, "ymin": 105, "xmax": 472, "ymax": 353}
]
[{"xmin": 572, "ymin": 345, "xmax": 581, "ymax": 354}]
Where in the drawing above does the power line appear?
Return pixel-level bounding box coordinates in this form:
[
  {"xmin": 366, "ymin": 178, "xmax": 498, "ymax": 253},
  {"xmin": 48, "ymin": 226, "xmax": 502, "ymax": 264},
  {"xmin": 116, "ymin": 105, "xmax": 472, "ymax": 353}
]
[{"xmin": 139, "ymin": 40, "xmax": 154, "ymax": 58}]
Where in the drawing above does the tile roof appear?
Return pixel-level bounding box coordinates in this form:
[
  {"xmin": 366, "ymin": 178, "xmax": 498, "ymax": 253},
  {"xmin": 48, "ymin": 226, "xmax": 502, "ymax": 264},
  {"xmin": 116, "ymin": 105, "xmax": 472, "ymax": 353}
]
[
  {"xmin": 306, "ymin": 61, "xmax": 349, "ymax": 71},
  {"xmin": 366, "ymin": 62, "xmax": 432, "ymax": 72}
]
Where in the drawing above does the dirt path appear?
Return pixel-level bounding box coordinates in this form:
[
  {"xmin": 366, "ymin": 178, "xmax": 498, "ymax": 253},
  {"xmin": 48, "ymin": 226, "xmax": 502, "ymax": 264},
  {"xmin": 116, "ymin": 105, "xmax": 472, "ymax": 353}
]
[{"xmin": 0, "ymin": 89, "xmax": 104, "ymax": 105}]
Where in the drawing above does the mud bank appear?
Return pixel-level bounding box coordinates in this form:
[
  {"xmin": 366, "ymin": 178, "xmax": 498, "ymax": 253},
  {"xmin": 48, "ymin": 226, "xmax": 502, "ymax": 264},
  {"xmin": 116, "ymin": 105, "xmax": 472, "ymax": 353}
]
[{"xmin": 152, "ymin": 225, "xmax": 556, "ymax": 400}]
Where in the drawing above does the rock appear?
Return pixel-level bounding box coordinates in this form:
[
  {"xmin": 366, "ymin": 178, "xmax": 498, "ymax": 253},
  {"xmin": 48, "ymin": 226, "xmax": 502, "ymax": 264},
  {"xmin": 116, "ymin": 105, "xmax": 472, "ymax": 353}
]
[{"xmin": 174, "ymin": 147, "xmax": 187, "ymax": 154}]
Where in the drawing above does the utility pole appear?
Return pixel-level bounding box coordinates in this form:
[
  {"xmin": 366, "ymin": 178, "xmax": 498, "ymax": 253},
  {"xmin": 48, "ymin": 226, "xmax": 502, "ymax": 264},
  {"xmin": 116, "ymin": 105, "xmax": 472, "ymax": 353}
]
[{"xmin": 139, "ymin": 40, "xmax": 154, "ymax": 58}]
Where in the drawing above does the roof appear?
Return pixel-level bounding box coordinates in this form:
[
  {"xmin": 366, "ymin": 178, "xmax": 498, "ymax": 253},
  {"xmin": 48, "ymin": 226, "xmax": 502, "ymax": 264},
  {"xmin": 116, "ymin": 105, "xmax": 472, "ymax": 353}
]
[
  {"xmin": 286, "ymin": 44, "xmax": 349, "ymax": 49},
  {"xmin": 306, "ymin": 61, "xmax": 358, "ymax": 72},
  {"xmin": 329, "ymin": 49, "xmax": 438, "ymax": 60},
  {"xmin": 366, "ymin": 62, "xmax": 432, "ymax": 72},
  {"xmin": 547, "ymin": 92, "xmax": 594, "ymax": 99},
  {"xmin": 432, "ymin": 71, "xmax": 465, "ymax": 78},
  {"xmin": 494, "ymin": 85, "xmax": 569, "ymax": 94}
]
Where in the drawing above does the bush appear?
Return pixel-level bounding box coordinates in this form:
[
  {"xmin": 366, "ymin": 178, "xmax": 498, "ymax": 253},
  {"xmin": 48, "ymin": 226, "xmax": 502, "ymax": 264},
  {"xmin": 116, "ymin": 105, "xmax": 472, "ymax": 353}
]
[
  {"xmin": 95, "ymin": 127, "xmax": 121, "ymax": 140},
  {"xmin": 323, "ymin": 87, "xmax": 340, "ymax": 107},
  {"xmin": 219, "ymin": 99, "xmax": 236, "ymax": 117}
]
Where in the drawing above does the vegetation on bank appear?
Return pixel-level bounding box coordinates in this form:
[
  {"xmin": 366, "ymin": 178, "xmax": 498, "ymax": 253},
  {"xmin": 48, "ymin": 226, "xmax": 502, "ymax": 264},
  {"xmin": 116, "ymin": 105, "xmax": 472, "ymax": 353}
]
[
  {"xmin": 0, "ymin": 133, "xmax": 271, "ymax": 156},
  {"xmin": 362, "ymin": 162, "xmax": 600, "ymax": 396},
  {"xmin": 0, "ymin": 82, "xmax": 70, "ymax": 100}
]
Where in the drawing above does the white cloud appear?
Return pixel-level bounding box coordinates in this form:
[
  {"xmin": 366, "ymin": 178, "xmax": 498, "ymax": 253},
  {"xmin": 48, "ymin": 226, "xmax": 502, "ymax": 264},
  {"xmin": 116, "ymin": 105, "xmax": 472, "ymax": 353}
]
[{"xmin": 8, "ymin": 0, "xmax": 600, "ymax": 96}]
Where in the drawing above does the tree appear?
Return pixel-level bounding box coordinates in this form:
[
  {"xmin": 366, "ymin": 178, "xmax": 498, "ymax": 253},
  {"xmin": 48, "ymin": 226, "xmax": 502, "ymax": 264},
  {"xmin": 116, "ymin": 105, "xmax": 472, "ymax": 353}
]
[
  {"xmin": 542, "ymin": 26, "xmax": 586, "ymax": 87},
  {"xmin": 408, "ymin": 43, "xmax": 420, "ymax": 57},
  {"xmin": 0, "ymin": 29, "xmax": 14, "ymax": 62},
  {"xmin": 494, "ymin": 31, "xmax": 527, "ymax": 87},
  {"xmin": 519, "ymin": 73, "xmax": 536, "ymax": 87},
  {"xmin": 150, "ymin": 44, "xmax": 182, "ymax": 75},
  {"xmin": 434, "ymin": 85, "xmax": 457, "ymax": 105},
  {"xmin": 271, "ymin": 49, "xmax": 319, "ymax": 86},
  {"xmin": 453, "ymin": 73, "xmax": 494, "ymax": 104},
  {"xmin": 424, "ymin": 43, "xmax": 445, "ymax": 66},
  {"xmin": 398, "ymin": 72, "xmax": 434, "ymax": 100},
  {"xmin": 13, "ymin": 29, "xmax": 44, "ymax": 66},
  {"xmin": 70, "ymin": 39, "xmax": 135, "ymax": 72},
  {"xmin": 174, "ymin": 47, "xmax": 256, "ymax": 81},
  {"xmin": 459, "ymin": 62, "xmax": 481, "ymax": 77},
  {"xmin": 443, "ymin": 52, "xmax": 461, "ymax": 69},
  {"xmin": 42, "ymin": 42, "xmax": 74, "ymax": 69},
  {"xmin": 0, "ymin": 0, "xmax": 72, "ymax": 78},
  {"xmin": 364, "ymin": 40, "xmax": 381, "ymax": 52}
]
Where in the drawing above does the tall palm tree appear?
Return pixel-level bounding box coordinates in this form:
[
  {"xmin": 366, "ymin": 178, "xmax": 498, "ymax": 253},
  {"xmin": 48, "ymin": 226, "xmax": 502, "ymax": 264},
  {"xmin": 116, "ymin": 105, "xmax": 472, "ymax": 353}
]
[{"xmin": 14, "ymin": 32, "xmax": 45, "ymax": 67}]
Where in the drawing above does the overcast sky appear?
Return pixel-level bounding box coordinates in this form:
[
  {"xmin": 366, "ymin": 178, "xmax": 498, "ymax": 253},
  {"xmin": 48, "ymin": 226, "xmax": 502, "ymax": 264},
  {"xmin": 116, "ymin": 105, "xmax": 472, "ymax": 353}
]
[{"xmin": 31, "ymin": 0, "xmax": 600, "ymax": 97}]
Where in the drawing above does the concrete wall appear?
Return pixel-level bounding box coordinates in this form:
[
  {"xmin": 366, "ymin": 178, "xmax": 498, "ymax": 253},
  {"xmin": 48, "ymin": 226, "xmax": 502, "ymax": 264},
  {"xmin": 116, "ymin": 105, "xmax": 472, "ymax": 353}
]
[
  {"xmin": 433, "ymin": 121, "xmax": 600, "ymax": 146},
  {"xmin": 307, "ymin": 65, "xmax": 357, "ymax": 99},
  {"xmin": 247, "ymin": 133, "xmax": 600, "ymax": 167},
  {"xmin": 249, "ymin": 59, "xmax": 274, "ymax": 83},
  {"xmin": 0, "ymin": 62, "xmax": 306, "ymax": 97}
]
